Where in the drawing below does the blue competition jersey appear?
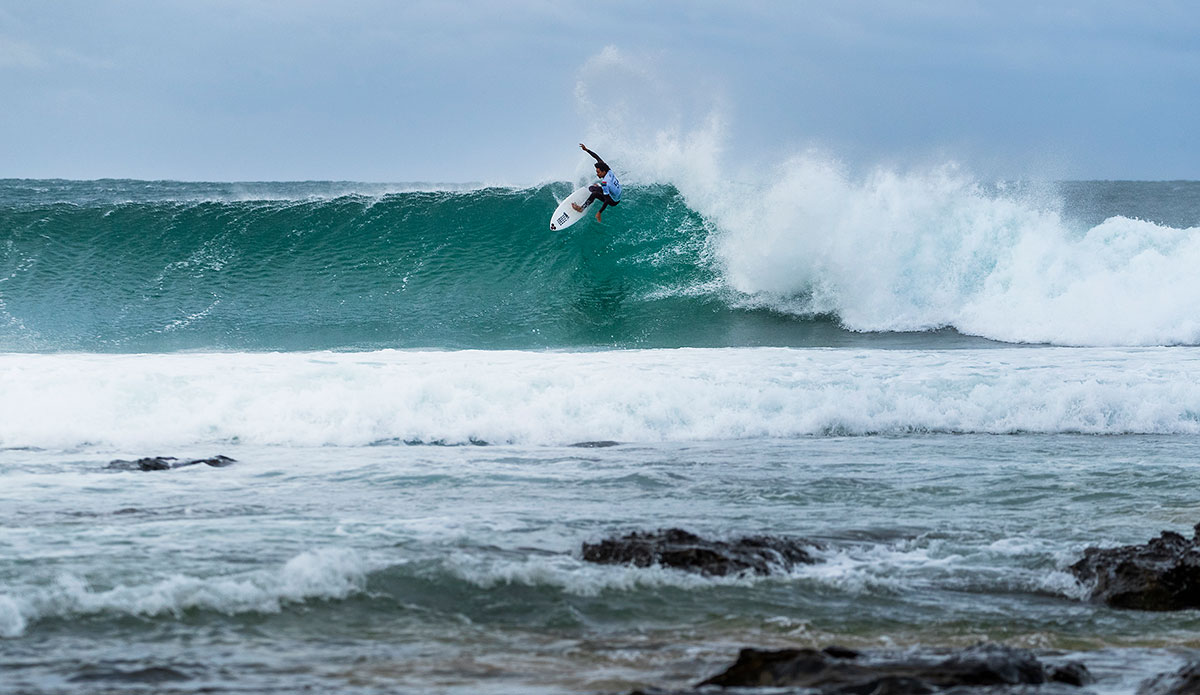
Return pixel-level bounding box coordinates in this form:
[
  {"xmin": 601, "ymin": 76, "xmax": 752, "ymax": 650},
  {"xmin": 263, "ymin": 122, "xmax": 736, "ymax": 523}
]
[
  {"xmin": 582, "ymin": 146, "xmax": 622, "ymax": 202},
  {"xmin": 600, "ymin": 171, "xmax": 621, "ymax": 201}
]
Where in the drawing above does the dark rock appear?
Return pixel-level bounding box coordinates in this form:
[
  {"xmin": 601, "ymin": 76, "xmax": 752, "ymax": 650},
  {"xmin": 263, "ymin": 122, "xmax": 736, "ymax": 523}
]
[
  {"xmin": 1070, "ymin": 524, "xmax": 1200, "ymax": 610},
  {"xmin": 1048, "ymin": 661, "xmax": 1094, "ymax": 687},
  {"xmin": 695, "ymin": 643, "xmax": 1073, "ymax": 693},
  {"xmin": 180, "ymin": 455, "xmax": 236, "ymax": 468},
  {"xmin": 70, "ymin": 665, "xmax": 189, "ymax": 683},
  {"xmin": 823, "ymin": 645, "xmax": 862, "ymax": 660},
  {"xmin": 105, "ymin": 456, "xmax": 177, "ymax": 471},
  {"xmin": 581, "ymin": 528, "xmax": 819, "ymax": 576},
  {"xmin": 106, "ymin": 455, "xmax": 236, "ymax": 471},
  {"xmin": 698, "ymin": 647, "xmax": 830, "ymax": 688},
  {"xmin": 1139, "ymin": 662, "xmax": 1200, "ymax": 695}
]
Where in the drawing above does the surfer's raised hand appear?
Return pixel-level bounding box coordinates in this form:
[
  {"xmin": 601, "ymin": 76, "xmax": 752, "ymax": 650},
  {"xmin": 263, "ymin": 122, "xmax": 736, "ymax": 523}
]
[{"xmin": 579, "ymin": 143, "xmax": 588, "ymax": 151}]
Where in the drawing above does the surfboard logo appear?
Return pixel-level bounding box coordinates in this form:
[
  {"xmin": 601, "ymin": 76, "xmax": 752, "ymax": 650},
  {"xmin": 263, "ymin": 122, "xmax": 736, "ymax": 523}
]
[{"xmin": 556, "ymin": 212, "xmax": 569, "ymax": 226}]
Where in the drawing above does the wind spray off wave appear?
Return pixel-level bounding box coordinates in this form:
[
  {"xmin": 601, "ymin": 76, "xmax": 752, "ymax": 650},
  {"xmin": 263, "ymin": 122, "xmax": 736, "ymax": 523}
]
[{"xmin": 672, "ymin": 157, "xmax": 1200, "ymax": 346}]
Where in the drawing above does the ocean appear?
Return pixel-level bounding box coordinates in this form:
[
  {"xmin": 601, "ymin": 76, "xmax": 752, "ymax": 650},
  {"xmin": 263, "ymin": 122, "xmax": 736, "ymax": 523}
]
[{"xmin": 2, "ymin": 176, "xmax": 1199, "ymax": 694}]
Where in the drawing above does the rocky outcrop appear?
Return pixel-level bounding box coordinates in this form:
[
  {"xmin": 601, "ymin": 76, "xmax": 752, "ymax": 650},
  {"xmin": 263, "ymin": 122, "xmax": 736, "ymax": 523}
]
[
  {"xmin": 582, "ymin": 528, "xmax": 819, "ymax": 576},
  {"xmin": 1070, "ymin": 524, "xmax": 1200, "ymax": 610},
  {"xmin": 635, "ymin": 643, "xmax": 1091, "ymax": 694},
  {"xmin": 106, "ymin": 455, "xmax": 236, "ymax": 472}
]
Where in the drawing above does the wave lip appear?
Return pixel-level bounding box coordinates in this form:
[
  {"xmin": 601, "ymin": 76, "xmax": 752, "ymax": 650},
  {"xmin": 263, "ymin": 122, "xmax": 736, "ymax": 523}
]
[{"xmin": 0, "ymin": 348, "xmax": 1198, "ymax": 450}]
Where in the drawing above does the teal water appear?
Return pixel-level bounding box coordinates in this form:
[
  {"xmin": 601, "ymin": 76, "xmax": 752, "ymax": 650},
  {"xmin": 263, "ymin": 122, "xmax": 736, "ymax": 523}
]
[
  {"xmin": 0, "ymin": 182, "xmax": 832, "ymax": 351},
  {"xmin": 3, "ymin": 179, "xmax": 1199, "ymax": 351}
]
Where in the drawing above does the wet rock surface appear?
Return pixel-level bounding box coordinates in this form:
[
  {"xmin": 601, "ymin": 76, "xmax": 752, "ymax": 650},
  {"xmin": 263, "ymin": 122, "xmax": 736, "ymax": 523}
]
[
  {"xmin": 106, "ymin": 455, "xmax": 236, "ymax": 471},
  {"xmin": 634, "ymin": 643, "xmax": 1092, "ymax": 694},
  {"xmin": 582, "ymin": 528, "xmax": 819, "ymax": 576},
  {"xmin": 1070, "ymin": 524, "xmax": 1200, "ymax": 610}
]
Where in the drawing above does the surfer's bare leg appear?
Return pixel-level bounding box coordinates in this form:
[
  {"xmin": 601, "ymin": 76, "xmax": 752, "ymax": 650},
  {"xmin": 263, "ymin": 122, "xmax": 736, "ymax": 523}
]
[
  {"xmin": 575, "ymin": 185, "xmax": 604, "ymax": 213},
  {"xmin": 576, "ymin": 185, "xmax": 612, "ymax": 220}
]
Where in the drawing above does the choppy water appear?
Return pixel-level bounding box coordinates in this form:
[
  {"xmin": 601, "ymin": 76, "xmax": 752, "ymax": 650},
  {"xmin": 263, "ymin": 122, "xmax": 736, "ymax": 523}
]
[
  {"xmin": 2, "ymin": 177, "xmax": 1200, "ymax": 693},
  {"xmin": 4, "ymin": 436, "xmax": 1200, "ymax": 694}
]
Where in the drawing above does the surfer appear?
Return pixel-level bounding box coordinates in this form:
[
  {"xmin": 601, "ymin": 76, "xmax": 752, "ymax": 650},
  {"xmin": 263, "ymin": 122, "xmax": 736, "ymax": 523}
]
[{"xmin": 572, "ymin": 144, "xmax": 621, "ymax": 222}]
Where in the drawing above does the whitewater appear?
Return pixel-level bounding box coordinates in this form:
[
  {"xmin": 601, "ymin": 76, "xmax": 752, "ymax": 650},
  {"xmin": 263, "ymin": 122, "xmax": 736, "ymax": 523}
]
[
  {"xmin": 2, "ymin": 171, "xmax": 1200, "ymax": 694},
  {"xmin": 1, "ymin": 348, "xmax": 1200, "ymax": 450}
]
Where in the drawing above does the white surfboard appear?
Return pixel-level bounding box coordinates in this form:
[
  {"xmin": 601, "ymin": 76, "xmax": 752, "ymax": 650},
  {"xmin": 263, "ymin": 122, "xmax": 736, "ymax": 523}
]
[{"xmin": 549, "ymin": 185, "xmax": 593, "ymax": 231}]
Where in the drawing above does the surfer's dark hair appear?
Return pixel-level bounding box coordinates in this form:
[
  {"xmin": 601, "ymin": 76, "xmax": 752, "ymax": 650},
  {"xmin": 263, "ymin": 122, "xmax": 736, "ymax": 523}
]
[{"xmin": 594, "ymin": 163, "xmax": 610, "ymax": 173}]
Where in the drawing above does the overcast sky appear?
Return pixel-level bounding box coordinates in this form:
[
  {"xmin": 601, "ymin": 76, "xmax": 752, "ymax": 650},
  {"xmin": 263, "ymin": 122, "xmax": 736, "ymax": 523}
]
[{"xmin": 1, "ymin": 0, "xmax": 1197, "ymax": 182}]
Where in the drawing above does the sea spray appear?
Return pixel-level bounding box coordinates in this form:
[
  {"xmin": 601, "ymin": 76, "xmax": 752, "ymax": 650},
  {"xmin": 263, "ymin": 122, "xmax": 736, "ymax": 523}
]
[{"xmin": 650, "ymin": 154, "xmax": 1200, "ymax": 345}]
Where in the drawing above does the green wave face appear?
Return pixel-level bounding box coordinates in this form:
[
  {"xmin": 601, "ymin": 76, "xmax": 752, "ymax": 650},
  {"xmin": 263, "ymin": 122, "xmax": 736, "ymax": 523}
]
[{"xmin": 0, "ymin": 183, "xmax": 841, "ymax": 352}]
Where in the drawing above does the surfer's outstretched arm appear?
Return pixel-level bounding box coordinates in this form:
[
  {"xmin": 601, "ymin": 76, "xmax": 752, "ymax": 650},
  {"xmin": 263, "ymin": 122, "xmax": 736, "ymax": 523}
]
[{"xmin": 579, "ymin": 143, "xmax": 609, "ymax": 171}]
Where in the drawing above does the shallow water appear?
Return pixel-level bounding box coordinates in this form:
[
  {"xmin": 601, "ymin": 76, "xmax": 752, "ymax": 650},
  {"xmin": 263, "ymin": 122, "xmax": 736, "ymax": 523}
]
[{"xmin": 3, "ymin": 434, "xmax": 1199, "ymax": 693}]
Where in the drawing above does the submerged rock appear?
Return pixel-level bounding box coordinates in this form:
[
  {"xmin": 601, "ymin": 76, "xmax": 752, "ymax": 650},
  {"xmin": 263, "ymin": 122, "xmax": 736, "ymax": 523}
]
[
  {"xmin": 1070, "ymin": 524, "xmax": 1200, "ymax": 610},
  {"xmin": 106, "ymin": 455, "xmax": 236, "ymax": 472},
  {"xmin": 581, "ymin": 528, "xmax": 819, "ymax": 576},
  {"xmin": 69, "ymin": 665, "xmax": 190, "ymax": 683},
  {"xmin": 635, "ymin": 643, "xmax": 1091, "ymax": 694}
]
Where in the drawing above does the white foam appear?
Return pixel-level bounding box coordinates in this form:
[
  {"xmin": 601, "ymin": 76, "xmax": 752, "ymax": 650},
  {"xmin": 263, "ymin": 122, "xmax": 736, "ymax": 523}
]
[
  {"xmin": 786, "ymin": 538, "xmax": 1090, "ymax": 600},
  {"xmin": 0, "ymin": 347, "xmax": 1198, "ymax": 450},
  {"xmin": 0, "ymin": 548, "xmax": 368, "ymax": 638},
  {"xmin": 435, "ymin": 535, "xmax": 1083, "ymax": 601},
  {"xmin": 570, "ymin": 58, "xmax": 1200, "ymax": 348},
  {"xmin": 0, "ymin": 594, "xmax": 26, "ymax": 638},
  {"xmin": 443, "ymin": 549, "xmax": 764, "ymax": 597},
  {"xmin": 691, "ymin": 159, "xmax": 1200, "ymax": 346},
  {"xmin": 794, "ymin": 540, "xmax": 959, "ymax": 595}
]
